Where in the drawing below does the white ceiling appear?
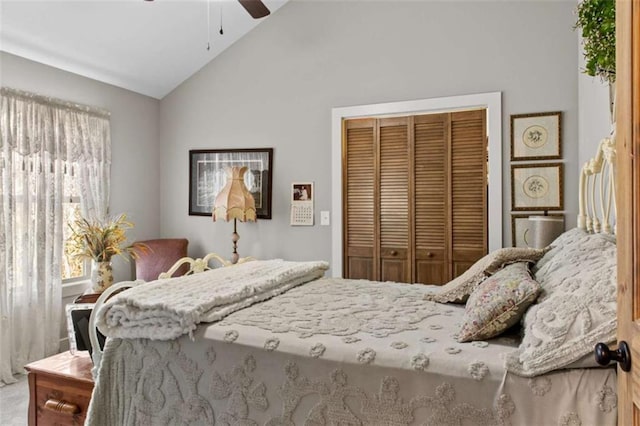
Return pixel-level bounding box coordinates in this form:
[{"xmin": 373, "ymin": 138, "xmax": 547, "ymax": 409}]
[{"xmin": 0, "ymin": 0, "xmax": 288, "ymax": 99}]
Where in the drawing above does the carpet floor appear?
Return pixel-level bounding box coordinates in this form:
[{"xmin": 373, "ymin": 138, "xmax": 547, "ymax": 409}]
[{"xmin": 0, "ymin": 374, "xmax": 29, "ymax": 425}]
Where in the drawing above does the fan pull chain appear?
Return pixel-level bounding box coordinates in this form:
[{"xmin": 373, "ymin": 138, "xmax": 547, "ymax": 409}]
[
  {"xmin": 219, "ymin": 3, "xmax": 224, "ymax": 35},
  {"xmin": 206, "ymin": 0, "xmax": 211, "ymax": 51}
]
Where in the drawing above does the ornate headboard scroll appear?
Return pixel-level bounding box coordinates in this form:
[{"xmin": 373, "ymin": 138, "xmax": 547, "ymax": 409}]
[{"xmin": 578, "ymin": 136, "xmax": 616, "ymax": 234}]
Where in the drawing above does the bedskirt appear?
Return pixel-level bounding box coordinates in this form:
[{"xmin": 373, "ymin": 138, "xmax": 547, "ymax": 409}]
[{"xmin": 88, "ymin": 330, "xmax": 616, "ymax": 425}]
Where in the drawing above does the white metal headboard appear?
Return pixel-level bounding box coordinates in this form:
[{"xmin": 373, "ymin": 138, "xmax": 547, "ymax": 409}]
[{"xmin": 577, "ymin": 136, "xmax": 616, "ymax": 234}]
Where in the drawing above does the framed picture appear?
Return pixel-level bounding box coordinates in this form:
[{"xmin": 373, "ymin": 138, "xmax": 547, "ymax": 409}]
[
  {"xmin": 511, "ymin": 111, "xmax": 562, "ymax": 161},
  {"xmin": 511, "ymin": 163, "xmax": 564, "ymax": 211},
  {"xmin": 511, "ymin": 214, "xmax": 564, "ymax": 248},
  {"xmin": 189, "ymin": 148, "xmax": 273, "ymax": 219}
]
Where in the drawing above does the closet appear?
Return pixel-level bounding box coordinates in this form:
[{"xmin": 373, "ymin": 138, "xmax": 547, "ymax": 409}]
[{"xmin": 342, "ymin": 109, "xmax": 487, "ymax": 285}]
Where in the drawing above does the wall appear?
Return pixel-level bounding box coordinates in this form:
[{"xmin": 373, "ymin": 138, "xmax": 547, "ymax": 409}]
[
  {"xmin": 160, "ymin": 0, "xmax": 579, "ymax": 263},
  {"xmin": 1, "ymin": 52, "xmax": 161, "ymax": 345},
  {"xmin": 577, "ymin": 42, "xmax": 612, "ymax": 174}
]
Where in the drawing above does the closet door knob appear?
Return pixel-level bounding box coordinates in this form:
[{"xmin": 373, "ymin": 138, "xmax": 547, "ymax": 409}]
[
  {"xmin": 390, "ymin": 250, "xmax": 397, "ymax": 256},
  {"xmin": 595, "ymin": 341, "xmax": 631, "ymax": 372},
  {"xmin": 426, "ymin": 252, "xmax": 433, "ymax": 258}
]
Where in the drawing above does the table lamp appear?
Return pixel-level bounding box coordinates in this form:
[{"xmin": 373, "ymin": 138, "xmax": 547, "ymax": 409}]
[
  {"xmin": 212, "ymin": 166, "xmax": 257, "ymax": 264},
  {"xmin": 528, "ymin": 215, "xmax": 564, "ymax": 249}
]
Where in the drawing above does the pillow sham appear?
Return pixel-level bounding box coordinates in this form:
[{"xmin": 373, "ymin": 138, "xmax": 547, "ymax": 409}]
[
  {"xmin": 505, "ymin": 231, "xmax": 617, "ymax": 377},
  {"xmin": 423, "ymin": 247, "xmax": 548, "ymax": 304},
  {"xmin": 531, "ymin": 227, "xmax": 588, "ymax": 275},
  {"xmin": 457, "ymin": 262, "xmax": 541, "ymax": 342}
]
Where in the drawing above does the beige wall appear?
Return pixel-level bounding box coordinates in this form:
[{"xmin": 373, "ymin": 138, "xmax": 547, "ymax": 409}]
[{"xmin": 159, "ymin": 0, "xmax": 579, "ymax": 262}]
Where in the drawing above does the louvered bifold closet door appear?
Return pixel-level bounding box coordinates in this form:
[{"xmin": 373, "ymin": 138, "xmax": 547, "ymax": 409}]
[
  {"xmin": 378, "ymin": 117, "xmax": 410, "ymax": 283},
  {"xmin": 414, "ymin": 114, "xmax": 449, "ymax": 284},
  {"xmin": 343, "ymin": 118, "xmax": 376, "ymax": 280},
  {"xmin": 450, "ymin": 110, "xmax": 487, "ymax": 278}
]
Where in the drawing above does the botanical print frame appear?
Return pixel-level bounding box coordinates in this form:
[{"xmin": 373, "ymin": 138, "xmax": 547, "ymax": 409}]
[
  {"xmin": 189, "ymin": 148, "xmax": 273, "ymax": 219},
  {"xmin": 511, "ymin": 214, "xmax": 564, "ymax": 248},
  {"xmin": 511, "ymin": 111, "xmax": 562, "ymax": 161},
  {"xmin": 511, "ymin": 163, "xmax": 564, "ymax": 211}
]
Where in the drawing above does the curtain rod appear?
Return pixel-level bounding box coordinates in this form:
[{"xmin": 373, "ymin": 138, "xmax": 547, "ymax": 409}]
[{"xmin": 1, "ymin": 86, "xmax": 111, "ymax": 119}]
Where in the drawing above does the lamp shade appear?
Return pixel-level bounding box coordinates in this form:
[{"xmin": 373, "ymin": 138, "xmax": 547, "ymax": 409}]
[
  {"xmin": 212, "ymin": 166, "xmax": 257, "ymax": 222},
  {"xmin": 528, "ymin": 216, "xmax": 564, "ymax": 249}
]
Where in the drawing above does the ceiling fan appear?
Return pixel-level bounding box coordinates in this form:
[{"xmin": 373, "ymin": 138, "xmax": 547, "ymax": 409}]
[
  {"xmin": 238, "ymin": 0, "xmax": 270, "ymax": 19},
  {"xmin": 143, "ymin": 0, "xmax": 270, "ymax": 19}
]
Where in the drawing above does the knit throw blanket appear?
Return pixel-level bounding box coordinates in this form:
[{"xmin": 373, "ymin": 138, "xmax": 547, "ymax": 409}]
[{"xmin": 95, "ymin": 259, "xmax": 329, "ymax": 340}]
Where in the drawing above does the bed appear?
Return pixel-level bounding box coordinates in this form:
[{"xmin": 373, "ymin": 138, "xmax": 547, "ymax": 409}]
[{"xmin": 86, "ymin": 139, "xmax": 618, "ymax": 426}]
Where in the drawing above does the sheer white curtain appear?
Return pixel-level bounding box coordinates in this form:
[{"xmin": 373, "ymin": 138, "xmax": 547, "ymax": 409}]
[{"xmin": 0, "ymin": 87, "xmax": 111, "ymax": 385}]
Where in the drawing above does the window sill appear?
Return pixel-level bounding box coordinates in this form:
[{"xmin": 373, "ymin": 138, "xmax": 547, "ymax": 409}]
[{"xmin": 62, "ymin": 280, "xmax": 90, "ymax": 299}]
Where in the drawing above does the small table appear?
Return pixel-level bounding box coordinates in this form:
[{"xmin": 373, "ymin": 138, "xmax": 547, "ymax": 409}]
[{"xmin": 24, "ymin": 351, "xmax": 94, "ymax": 426}]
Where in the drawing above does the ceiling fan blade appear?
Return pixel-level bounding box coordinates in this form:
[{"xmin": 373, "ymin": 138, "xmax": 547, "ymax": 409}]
[{"xmin": 238, "ymin": 0, "xmax": 270, "ymax": 19}]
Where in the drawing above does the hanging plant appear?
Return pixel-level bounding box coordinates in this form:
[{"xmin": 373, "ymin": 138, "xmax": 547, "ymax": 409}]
[{"xmin": 575, "ymin": 0, "xmax": 616, "ymax": 83}]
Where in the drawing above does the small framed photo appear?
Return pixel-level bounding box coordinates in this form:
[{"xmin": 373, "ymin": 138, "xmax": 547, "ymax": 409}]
[
  {"xmin": 511, "ymin": 111, "xmax": 562, "ymax": 161},
  {"xmin": 189, "ymin": 148, "xmax": 273, "ymax": 219},
  {"xmin": 511, "ymin": 214, "xmax": 563, "ymax": 248},
  {"xmin": 292, "ymin": 182, "xmax": 313, "ymax": 202},
  {"xmin": 511, "ymin": 163, "xmax": 564, "ymax": 211}
]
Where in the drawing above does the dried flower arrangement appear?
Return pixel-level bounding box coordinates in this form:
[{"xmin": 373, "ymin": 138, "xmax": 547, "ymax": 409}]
[{"xmin": 66, "ymin": 213, "xmax": 146, "ymax": 262}]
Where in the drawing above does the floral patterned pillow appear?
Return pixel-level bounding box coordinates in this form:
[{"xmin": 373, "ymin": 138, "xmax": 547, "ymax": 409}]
[
  {"xmin": 423, "ymin": 247, "xmax": 547, "ymax": 304},
  {"xmin": 456, "ymin": 262, "xmax": 541, "ymax": 343}
]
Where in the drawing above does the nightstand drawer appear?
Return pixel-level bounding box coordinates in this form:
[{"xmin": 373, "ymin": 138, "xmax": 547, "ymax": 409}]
[
  {"xmin": 33, "ymin": 375, "xmax": 93, "ymax": 425},
  {"xmin": 25, "ymin": 351, "xmax": 94, "ymax": 426}
]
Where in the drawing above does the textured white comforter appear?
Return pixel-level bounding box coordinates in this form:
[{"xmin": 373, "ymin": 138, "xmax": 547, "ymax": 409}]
[
  {"xmin": 88, "ymin": 277, "xmax": 617, "ymax": 426},
  {"xmin": 95, "ymin": 259, "xmax": 329, "ymax": 340}
]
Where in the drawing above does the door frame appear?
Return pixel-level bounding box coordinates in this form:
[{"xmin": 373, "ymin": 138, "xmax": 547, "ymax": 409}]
[
  {"xmin": 330, "ymin": 92, "xmax": 502, "ymax": 277},
  {"xmin": 615, "ymin": 0, "xmax": 639, "ymax": 422}
]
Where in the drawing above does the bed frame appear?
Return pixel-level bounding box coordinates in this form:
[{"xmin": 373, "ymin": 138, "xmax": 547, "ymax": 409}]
[
  {"xmin": 87, "ymin": 252, "xmax": 240, "ymax": 375},
  {"xmin": 578, "ymin": 135, "xmax": 617, "ymax": 234}
]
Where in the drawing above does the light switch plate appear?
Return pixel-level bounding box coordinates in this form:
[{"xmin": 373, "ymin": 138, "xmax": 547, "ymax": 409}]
[{"xmin": 320, "ymin": 211, "xmax": 330, "ymax": 226}]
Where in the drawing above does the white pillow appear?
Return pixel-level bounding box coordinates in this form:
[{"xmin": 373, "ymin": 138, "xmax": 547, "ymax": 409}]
[
  {"xmin": 531, "ymin": 227, "xmax": 588, "ymax": 274},
  {"xmin": 505, "ymin": 231, "xmax": 617, "ymax": 377}
]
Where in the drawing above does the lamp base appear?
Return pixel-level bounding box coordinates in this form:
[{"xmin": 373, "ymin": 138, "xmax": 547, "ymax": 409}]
[{"xmin": 231, "ymin": 219, "xmax": 240, "ymax": 264}]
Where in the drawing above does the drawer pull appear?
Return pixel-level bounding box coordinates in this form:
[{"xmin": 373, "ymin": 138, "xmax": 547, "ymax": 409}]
[{"xmin": 44, "ymin": 399, "xmax": 80, "ymax": 415}]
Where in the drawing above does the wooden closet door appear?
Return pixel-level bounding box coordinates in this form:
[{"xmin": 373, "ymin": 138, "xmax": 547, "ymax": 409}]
[
  {"xmin": 343, "ymin": 118, "xmax": 376, "ymax": 279},
  {"xmin": 414, "ymin": 114, "xmax": 449, "ymax": 284},
  {"xmin": 450, "ymin": 110, "xmax": 487, "ymax": 277},
  {"xmin": 378, "ymin": 117, "xmax": 410, "ymax": 283}
]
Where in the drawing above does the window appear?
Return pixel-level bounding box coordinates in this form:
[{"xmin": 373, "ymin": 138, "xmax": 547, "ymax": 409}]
[
  {"xmin": 62, "ymin": 169, "xmax": 87, "ymax": 282},
  {"xmin": 62, "ymin": 200, "xmax": 86, "ymax": 281},
  {"xmin": 1, "ymin": 87, "xmax": 111, "ymax": 384}
]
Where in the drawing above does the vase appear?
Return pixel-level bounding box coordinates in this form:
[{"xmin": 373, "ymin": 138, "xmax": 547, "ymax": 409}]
[{"xmin": 91, "ymin": 260, "xmax": 114, "ymax": 292}]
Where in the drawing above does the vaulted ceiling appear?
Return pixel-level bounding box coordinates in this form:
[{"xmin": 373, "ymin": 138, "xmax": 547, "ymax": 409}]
[{"xmin": 0, "ymin": 0, "xmax": 288, "ymax": 99}]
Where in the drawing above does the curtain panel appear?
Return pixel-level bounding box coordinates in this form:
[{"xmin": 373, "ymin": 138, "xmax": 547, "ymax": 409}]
[{"xmin": 0, "ymin": 87, "xmax": 111, "ymax": 385}]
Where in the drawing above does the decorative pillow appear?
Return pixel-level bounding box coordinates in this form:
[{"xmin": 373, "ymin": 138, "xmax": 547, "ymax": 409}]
[
  {"xmin": 423, "ymin": 247, "xmax": 548, "ymax": 304},
  {"xmin": 505, "ymin": 231, "xmax": 617, "ymax": 377},
  {"xmin": 456, "ymin": 262, "xmax": 541, "ymax": 342}
]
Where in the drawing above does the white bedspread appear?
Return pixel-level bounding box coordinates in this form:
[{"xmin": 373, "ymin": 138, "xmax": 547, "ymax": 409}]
[
  {"xmin": 88, "ymin": 277, "xmax": 617, "ymax": 426},
  {"xmin": 95, "ymin": 259, "xmax": 328, "ymax": 340}
]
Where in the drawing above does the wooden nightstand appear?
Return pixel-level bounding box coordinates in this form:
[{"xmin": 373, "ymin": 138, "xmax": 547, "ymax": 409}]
[{"xmin": 24, "ymin": 351, "xmax": 94, "ymax": 426}]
